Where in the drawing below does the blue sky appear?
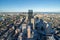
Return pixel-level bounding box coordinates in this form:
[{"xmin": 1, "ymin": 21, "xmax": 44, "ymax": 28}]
[{"xmin": 0, "ymin": 0, "xmax": 60, "ymax": 12}]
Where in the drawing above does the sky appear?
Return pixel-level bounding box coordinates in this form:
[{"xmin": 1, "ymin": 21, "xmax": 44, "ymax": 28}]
[{"xmin": 0, "ymin": 0, "xmax": 60, "ymax": 12}]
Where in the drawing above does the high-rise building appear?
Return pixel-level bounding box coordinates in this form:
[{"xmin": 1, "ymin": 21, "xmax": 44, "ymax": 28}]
[
  {"xmin": 22, "ymin": 24, "xmax": 26, "ymax": 32},
  {"xmin": 18, "ymin": 33, "xmax": 23, "ymax": 40},
  {"xmin": 27, "ymin": 25, "xmax": 31, "ymax": 39},
  {"xmin": 28, "ymin": 10, "xmax": 33, "ymax": 23}
]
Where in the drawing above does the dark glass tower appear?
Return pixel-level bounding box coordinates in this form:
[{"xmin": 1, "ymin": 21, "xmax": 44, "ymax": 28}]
[
  {"xmin": 28, "ymin": 10, "xmax": 33, "ymax": 23},
  {"xmin": 28, "ymin": 10, "xmax": 33, "ymax": 30}
]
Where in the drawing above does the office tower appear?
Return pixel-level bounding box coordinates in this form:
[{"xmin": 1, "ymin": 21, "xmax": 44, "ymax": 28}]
[
  {"xmin": 34, "ymin": 17, "xmax": 40, "ymax": 30},
  {"xmin": 28, "ymin": 10, "xmax": 33, "ymax": 32},
  {"xmin": 27, "ymin": 25, "xmax": 31, "ymax": 39},
  {"xmin": 18, "ymin": 33, "xmax": 23, "ymax": 40},
  {"xmin": 22, "ymin": 24, "xmax": 26, "ymax": 32},
  {"xmin": 31, "ymin": 19, "xmax": 34, "ymax": 30},
  {"xmin": 28, "ymin": 10, "xmax": 33, "ymax": 23}
]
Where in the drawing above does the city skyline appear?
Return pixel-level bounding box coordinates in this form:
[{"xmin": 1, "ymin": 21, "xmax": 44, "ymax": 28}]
[{"xmin": 0, "ymin": 0, "xmax": 60, "ymax": 12}]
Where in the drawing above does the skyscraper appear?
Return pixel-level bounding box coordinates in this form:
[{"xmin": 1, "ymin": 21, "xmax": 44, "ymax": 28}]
[
  {"xmin": 28, "ymin": 10, "xmax": 33, "ymax": 23},
  {"xmin": 27, "ymin": 25, "xmax": 31, "ymax": 38}
]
